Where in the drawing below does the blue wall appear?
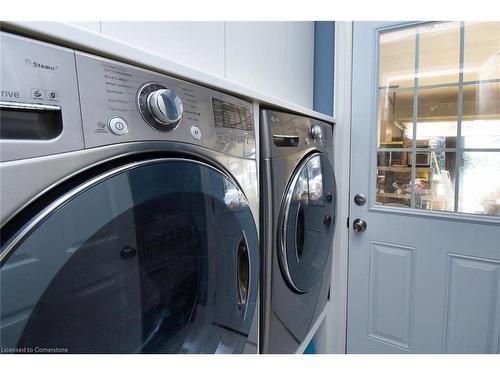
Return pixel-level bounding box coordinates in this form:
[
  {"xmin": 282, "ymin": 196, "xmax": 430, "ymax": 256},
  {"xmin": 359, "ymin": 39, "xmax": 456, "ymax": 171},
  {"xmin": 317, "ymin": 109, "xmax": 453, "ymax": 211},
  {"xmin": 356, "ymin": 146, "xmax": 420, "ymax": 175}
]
[{"xmin": 313, "ymin": 21, "xmax": 335, "ymax": 116}]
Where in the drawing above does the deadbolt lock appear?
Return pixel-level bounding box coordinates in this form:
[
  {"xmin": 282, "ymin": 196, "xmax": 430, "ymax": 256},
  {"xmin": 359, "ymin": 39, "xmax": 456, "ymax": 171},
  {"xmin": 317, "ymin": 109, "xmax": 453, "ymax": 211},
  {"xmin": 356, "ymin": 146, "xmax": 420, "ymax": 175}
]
[{"xmin": 354, "ymin": 193, "xmax": 366, "ymax": 206}]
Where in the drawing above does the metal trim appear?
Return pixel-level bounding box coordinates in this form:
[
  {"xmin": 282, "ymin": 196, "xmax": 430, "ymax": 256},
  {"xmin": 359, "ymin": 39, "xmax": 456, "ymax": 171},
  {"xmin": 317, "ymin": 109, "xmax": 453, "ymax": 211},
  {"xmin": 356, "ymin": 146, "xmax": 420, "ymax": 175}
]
[
  {"xmin": 272, "ymin": 135, "xmax": 301, "ymax": 139},
  {"xmin": 277, "ymin": 152, "xmax": 323, "ymax": 294},
  {"xmin": 0, "ymin": 100, "xmax": 61, "ymax": 111},
  {"xmin": 0, "ymin": 141, "xmax": 257, "ymax": 228},
  {"xmin": 0, "ymin": 157, "xmax": 253, "ymax": 264},
  {"xmin": 236, "ymin": 229, "xmax": 251, "ymax": 316}
]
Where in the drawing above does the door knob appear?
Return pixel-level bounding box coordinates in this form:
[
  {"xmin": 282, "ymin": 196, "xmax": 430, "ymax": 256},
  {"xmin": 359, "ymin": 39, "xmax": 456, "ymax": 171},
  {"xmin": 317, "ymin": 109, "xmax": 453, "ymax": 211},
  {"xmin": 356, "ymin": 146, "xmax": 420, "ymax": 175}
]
[
  {"xmin": 354, "ymin": 193, "xmax": 366, "ymax": 206},
  {"xmin": 352, "ymin": 219, "xmax": 367, "ymax": 233}
]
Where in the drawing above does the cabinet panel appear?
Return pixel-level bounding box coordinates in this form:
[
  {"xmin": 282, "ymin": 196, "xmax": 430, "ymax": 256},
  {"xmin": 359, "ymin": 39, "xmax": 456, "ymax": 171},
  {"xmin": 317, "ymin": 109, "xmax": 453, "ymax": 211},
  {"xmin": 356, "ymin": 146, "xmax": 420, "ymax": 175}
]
[
  {"xmin": 69, "ymin": 22, "xmax": 101, "ymax": 33},
  {"xmin": 100, "ymin": 22, "xmax": 225, "ymax": 78},
  {"xmin": 225, "ymin": 22, "xmax": 314, "ymax": 109}
]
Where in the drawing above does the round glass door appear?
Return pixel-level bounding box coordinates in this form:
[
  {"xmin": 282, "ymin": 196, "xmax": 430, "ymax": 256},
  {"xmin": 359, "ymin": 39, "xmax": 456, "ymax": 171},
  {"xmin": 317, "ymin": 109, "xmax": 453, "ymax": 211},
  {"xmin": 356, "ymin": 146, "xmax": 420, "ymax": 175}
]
[
  {"xmin": 0, "ymin": 158, "xmax": 258, "ymax": 353},
  {"xmin": 278, "ymin": 152, "xmax": 336, "ymax": 293}
]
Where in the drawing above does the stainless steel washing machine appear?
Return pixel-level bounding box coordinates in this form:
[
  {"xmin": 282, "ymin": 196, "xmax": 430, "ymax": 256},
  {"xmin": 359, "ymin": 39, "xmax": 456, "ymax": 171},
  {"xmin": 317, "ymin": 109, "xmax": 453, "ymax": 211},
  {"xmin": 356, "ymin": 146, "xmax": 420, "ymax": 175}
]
[
  {"xmin": 0, "ymin": 31, "xmax": 259, "ymax": 354},
  {"xmin": 260, "ymin": 109, "xmax": 335, "ymax": 353}
]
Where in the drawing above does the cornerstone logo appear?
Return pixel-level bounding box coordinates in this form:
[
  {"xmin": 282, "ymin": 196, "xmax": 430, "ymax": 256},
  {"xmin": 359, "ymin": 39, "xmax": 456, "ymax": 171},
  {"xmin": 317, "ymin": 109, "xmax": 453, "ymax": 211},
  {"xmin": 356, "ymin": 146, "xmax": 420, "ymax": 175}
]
[{"xmin": 25, "ymin": 58, "xmax": 57, "ymax": 71}]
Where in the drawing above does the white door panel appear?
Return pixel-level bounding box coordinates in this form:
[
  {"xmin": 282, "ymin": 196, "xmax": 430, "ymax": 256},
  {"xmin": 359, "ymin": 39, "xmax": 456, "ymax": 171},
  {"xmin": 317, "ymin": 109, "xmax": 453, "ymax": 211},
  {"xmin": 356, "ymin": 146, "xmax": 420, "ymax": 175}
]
[{"xmin": 347, "ymin": 21, "xmax": 500, "ymax": 354}]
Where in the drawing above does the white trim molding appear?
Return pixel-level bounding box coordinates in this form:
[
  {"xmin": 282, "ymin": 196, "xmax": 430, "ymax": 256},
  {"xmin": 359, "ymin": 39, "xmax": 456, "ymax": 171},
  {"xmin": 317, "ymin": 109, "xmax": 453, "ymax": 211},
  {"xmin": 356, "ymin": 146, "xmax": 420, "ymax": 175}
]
[{"xmin": 314, "ymin": 21, "xmax": 353, "ymax": 354}]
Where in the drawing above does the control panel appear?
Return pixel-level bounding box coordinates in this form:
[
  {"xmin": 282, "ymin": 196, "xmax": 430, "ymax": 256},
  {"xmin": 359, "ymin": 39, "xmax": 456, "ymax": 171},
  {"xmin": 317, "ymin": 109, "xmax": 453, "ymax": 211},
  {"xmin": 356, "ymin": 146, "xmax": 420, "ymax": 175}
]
[
  {"xmin": 0, "ymin": 31, "xmax": 256, "ymax": 162},
  {"xmin": 0, "ymin": 32, "xmax": 83, "ymax": 162},
  {"xmin": 76, "ymin": 52, "xmax": 256, "ymax": 159},
  {"xmin": 262, "ymin": 109, "xmax": 333, "ymax": 158}
]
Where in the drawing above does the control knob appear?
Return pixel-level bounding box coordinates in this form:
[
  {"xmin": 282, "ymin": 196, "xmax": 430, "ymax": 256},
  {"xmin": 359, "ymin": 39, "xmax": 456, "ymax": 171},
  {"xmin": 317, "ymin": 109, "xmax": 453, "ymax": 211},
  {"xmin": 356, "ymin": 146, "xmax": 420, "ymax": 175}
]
[
  {"xmin": 137, "ymin": 83, "xmax": 183, "ymax": 132},
  {"xmin": 147, "ymin": 89, "xmax": 183, "ymax": 126},
  {"xmin": 311, "ymin": 124, "xmax": 323, "ymax": 140}
]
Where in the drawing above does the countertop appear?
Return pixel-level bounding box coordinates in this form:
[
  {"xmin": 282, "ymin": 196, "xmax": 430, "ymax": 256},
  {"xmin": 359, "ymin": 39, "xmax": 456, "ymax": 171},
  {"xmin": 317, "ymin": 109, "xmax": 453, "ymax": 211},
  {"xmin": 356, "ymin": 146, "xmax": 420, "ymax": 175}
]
[{"xmin": 1, "ymin": 21, "xmax": 335, "ymax": 124}]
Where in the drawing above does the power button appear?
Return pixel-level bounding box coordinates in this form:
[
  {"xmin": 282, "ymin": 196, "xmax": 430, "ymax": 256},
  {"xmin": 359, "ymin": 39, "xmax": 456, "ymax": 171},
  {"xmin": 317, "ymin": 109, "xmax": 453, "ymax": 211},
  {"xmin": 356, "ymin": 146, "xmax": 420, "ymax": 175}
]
[{"xmin": 108, "ymin": 117, "xmax": 128, "ymax": 136}]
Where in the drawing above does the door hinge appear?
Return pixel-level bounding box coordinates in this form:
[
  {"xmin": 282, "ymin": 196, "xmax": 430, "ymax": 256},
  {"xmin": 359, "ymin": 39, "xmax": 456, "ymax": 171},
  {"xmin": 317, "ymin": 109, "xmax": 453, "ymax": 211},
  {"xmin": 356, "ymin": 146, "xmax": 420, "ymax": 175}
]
[{"xmin": 346, "ymin": 217, "xmax": 349, "ymax": 228}]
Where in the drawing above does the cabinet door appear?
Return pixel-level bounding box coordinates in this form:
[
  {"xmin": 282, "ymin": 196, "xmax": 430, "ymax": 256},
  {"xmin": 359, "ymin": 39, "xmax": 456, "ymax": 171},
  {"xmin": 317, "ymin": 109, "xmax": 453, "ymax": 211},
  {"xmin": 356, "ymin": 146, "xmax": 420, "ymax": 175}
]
[
  {"xmin": 100, "ymin": 22, "xmax": 226, "ymax": 78},
  {"xmin": 69, "ymin": 22, "xmax": 101, "ymax": 33},
  {"xmin": 225, "ymin": 21, "xmax": 315, "ymax": 108}
]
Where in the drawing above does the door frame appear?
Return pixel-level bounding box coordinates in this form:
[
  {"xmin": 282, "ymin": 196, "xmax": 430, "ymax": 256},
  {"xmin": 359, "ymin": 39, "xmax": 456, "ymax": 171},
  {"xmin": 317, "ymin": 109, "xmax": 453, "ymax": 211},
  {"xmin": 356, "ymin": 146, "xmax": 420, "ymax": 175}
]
[{"xmin": 314, "ymin": 21, "xmax": 353, "ymax": 354}]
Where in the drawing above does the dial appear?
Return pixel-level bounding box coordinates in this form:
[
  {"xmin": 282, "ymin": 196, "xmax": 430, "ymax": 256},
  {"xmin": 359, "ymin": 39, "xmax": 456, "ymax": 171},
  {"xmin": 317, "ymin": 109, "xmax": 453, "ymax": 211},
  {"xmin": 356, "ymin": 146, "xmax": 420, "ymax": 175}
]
[
  {"xmin": 137, "ymin": 83, "xmax": 183, "ymax": 132},
  {"xmin": 311, "ymin": 124, "xmax": 323, "ymax": 140}
]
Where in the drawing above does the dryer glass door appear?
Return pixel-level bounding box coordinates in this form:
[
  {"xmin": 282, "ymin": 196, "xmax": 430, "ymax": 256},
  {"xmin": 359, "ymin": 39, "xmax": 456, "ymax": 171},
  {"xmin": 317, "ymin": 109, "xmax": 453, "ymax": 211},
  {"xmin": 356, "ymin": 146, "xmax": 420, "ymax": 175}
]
[
  {"xmin": 279, "ymin": 153, "xmax": 336, "ymax": 293},
  {"xmin": 0, "ymin": 158, "xmax": 258, "ymax": 353}
]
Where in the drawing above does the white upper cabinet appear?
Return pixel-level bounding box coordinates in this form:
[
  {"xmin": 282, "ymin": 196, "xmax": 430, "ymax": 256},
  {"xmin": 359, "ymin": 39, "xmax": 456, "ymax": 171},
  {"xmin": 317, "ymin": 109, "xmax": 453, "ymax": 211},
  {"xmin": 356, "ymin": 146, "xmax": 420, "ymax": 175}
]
[
  {"xmin": 225, "ymin": 22, "xmax": 315, "ymax": 109},
  {"xmin": 70, "ymin": 21, "xmax": 316, "ymax": 109},
  {"xmin": 69, "ymin": 22, "xmax": 101, "ymax": 33},
  {"xmin": 100, "ymin": 22, "xmax": 226, "ymax": 78}
]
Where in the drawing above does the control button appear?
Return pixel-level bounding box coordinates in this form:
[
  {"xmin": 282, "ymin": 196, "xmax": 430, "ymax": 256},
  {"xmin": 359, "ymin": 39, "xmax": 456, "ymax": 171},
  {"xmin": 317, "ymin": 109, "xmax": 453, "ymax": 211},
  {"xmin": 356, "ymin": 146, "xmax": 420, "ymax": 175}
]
[
  {"xmin": 108, "ymin": 117, "xmax": 128, "ymax": 136},
  {"xmin": 31, "ymin": 88, "xmax": 46, "ymax": 100},
  {"xmin": 190, "ymin": 125, "xmax": 202, "ymax": 140},
  {"xmin": 47, "ymin": 90, "xmax": 59, "ymax": 101}
]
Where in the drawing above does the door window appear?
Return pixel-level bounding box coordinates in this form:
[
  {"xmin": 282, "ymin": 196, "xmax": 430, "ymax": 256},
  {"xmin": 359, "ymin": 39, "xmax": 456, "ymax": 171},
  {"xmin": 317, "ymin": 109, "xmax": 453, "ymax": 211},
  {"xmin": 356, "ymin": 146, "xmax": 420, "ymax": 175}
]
[
  {"xmin": 376, "ymin": 22, "xmax": 500, "ymax": 216},
  {"xmin": 0, "ymin": 159, "xmax": 258, "ymax": 353}
]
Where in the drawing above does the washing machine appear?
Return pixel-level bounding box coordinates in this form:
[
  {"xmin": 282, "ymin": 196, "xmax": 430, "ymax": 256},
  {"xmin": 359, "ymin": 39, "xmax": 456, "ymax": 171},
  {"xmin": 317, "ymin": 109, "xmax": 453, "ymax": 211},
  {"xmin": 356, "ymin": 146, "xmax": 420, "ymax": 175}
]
[
  {"xmin": 259, "ymin": 109, "xmax": 335, "ymax": 353},
  {"xmin": 0, "ymin": 31, "xmax": 260, "ymax": 354}
]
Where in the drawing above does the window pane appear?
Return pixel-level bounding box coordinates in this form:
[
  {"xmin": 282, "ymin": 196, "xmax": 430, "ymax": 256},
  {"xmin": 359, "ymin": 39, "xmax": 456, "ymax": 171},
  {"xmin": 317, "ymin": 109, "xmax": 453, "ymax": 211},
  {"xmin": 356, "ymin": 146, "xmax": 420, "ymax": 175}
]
[
  {"xmin": 459, "ymin": 152, "xmax": 500, "ymax": 216},
  {"xmin": 463, "ymin": 22, "xmax": 500, "ymax": 82},
  {"xmin": 412, "ymin": 150, "xmax": 456, "ymax": 212},
  {"xmin": 418, "ymin": 22, "xmax": 461, "ymax": 86},
  {"xmin": 377, "ymin": 90, "xmax": 414, "ymax": 148},
  {"xmin": 462, "ymin": 82, "xmax": 500, "ymax": 148},
  {"xmin": 379, "ymin": 27, "xmax": 416, "ymax": 89},
  {"xmin": 414, "ymin": 86, "xmax": 459, "ymax": 147},
  {"xmin": 376, "ymin": 151, "xmax": 412, "ymax": 208},
  {"xmin": 376, "ymin": 22, "xmax": 500, "ymax": 218}
]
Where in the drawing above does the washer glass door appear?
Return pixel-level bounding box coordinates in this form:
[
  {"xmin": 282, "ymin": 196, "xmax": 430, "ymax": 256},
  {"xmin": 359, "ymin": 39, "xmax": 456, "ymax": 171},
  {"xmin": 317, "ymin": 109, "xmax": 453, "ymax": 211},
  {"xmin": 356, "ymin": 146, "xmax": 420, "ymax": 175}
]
[
  {"xmin": 0, "ymin": 158, "xmax": 258, "ymax": 353},
  {"xmin": 279, "ymin": 153, "xmax": 336, "ymax": 293}
]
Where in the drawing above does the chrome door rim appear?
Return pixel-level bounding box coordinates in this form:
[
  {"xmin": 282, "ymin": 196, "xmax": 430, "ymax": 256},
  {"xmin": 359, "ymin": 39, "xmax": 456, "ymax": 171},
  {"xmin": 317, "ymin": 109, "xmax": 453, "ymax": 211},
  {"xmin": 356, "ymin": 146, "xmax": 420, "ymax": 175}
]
[
  {"xmin": 0, "ymin": 157, "xmax": 252, "ymax": 264},
  {"xmin": 277, "ymin": 152, "xmax": 323, "ymax": 294}
]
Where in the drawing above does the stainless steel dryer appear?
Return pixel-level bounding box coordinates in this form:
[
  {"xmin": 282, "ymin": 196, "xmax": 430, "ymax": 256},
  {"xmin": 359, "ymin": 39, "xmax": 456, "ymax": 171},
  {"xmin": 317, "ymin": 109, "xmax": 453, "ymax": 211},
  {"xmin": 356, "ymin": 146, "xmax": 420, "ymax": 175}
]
[
  {"xmin": 0, "ymin": 31, "xmax": 259, "ymax": 354},
  {"xmin": 260, "ymin": 109, "xmax": 335, "ymax": 353}
]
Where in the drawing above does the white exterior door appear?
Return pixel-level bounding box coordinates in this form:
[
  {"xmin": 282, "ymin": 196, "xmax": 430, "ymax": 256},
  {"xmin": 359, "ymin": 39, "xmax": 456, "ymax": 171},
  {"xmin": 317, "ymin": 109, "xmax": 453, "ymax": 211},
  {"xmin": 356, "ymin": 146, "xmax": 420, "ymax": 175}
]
[{"xmin": 347, "ymin": 21, "xmax": 500, "ymax": 353}]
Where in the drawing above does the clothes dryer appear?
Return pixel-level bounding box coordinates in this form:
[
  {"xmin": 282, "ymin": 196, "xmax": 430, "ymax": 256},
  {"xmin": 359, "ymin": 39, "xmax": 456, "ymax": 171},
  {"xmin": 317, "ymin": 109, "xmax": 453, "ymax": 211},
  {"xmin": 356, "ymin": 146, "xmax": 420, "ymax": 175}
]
[{"xmin": 260, "ymin": 109, "xmax": 335, "ymax": 353}]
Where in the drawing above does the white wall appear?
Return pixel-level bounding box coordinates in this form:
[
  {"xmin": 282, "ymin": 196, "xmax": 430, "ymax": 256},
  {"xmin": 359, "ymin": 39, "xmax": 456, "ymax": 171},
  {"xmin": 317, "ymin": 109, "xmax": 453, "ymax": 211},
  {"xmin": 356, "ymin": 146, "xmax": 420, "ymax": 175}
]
[
  {"xmin": 69, "ymin": 21, "xmax": 315, "ymax": 109},
  {"xmin": 225, "ymin": 22, "xmax": 314, "ymax": 109}
]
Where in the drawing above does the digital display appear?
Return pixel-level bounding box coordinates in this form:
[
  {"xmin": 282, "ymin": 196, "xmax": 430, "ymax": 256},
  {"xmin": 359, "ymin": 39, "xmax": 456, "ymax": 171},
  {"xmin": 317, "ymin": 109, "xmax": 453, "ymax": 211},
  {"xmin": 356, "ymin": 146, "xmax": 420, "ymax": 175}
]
[{"xmin": 212, "ymin": 98, "xmax": 253, "ymax": 132}]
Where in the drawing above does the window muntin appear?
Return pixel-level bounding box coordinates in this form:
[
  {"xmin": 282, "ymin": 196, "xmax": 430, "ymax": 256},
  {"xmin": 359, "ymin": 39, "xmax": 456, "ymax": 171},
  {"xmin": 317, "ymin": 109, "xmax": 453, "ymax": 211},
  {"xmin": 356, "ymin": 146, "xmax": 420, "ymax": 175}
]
[{"xmin": 377, "ymin": 22, "xmax": 500, "ymax": 216}]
